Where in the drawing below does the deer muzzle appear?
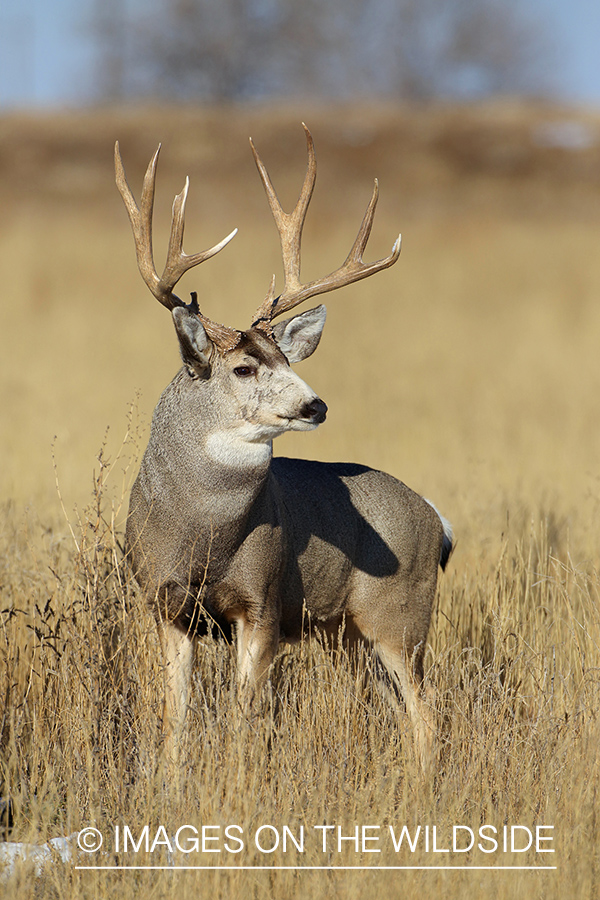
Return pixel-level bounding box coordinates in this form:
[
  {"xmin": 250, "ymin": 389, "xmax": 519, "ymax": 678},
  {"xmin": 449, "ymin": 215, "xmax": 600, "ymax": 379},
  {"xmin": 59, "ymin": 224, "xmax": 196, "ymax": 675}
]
[{"xmin": 299, "ymin": 397, "xmax": 328, "ymax": 424}]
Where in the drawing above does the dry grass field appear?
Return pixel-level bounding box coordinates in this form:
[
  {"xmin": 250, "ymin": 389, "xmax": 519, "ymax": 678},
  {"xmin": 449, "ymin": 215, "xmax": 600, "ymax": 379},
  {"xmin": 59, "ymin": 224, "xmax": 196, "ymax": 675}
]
[{"xmin": 2, "ymin": 100, "xmax": 600, "ymax": 897}]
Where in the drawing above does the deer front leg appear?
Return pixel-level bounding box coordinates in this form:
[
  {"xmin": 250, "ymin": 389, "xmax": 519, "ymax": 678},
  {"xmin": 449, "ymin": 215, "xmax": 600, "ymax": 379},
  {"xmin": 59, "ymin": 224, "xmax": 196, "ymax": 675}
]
[
  {"xmin": 156, "ymin": 619, "xmax": 195, "ymax": 768},
  {"xmin": 235, "ymin": 617, "xmax": 279, "ymax": 709}
]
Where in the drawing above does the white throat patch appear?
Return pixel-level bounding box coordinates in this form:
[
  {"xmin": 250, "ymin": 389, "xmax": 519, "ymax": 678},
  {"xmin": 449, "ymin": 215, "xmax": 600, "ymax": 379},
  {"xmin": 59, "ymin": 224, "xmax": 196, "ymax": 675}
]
[{"xmin": 205, "ymin": 428, "xmax": 273, "ymax": 469}]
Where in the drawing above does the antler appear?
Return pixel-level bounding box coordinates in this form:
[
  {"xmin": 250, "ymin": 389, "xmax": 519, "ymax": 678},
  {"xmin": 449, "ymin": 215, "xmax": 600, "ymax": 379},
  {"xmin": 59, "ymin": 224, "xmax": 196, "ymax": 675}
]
[
  {"xmin": 250, "ymin": 123, "xmax": 401, "ymax": 332},
  {"xmin": 114, "ymin": 142, "xmax": 240, "ymax": 351}
]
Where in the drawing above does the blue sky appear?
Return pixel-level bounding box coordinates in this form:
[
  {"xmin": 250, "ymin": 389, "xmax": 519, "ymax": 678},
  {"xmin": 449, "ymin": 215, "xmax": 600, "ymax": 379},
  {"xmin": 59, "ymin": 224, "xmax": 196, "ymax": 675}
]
[{"xmin": 1, "ymin": 0, "xmax": 600, "ymax": 108}]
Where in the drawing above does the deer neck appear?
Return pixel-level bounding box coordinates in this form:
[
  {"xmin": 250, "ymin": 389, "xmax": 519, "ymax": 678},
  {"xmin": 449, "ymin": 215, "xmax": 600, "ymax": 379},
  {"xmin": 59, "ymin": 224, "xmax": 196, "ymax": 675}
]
[{"xmin": 144, "ymin": 370, "xmax": 273, "ymax": 522}]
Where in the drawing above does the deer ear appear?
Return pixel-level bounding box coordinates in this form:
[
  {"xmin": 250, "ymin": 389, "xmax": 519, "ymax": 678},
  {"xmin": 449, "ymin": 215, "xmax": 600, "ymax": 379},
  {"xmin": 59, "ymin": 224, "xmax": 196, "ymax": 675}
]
[
  {"xmin": 172, "ymin": 307, "xmax": 212, "ymax": 378},
  {"xmin": 272, "ymin": 305, "xmax": 327, "ymax": 364}
]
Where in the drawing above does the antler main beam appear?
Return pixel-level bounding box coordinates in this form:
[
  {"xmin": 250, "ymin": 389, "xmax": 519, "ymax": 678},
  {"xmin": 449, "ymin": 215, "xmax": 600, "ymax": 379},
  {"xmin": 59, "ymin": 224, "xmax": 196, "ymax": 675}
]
[
  {"xmin": 115, "ymin": 142, "xmax": 238, "ymax": 310},
  {"xmin": 115, "ymin": 142, "xmax": 241, "ymax": 350},
  {"xmin": 250, "ymin": 123, "xmax": 402, "ymax": 330}
]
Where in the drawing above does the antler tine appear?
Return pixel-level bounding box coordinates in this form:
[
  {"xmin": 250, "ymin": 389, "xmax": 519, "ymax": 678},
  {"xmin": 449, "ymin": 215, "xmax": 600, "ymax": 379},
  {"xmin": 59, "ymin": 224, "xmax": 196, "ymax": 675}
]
[
  {"xmin": 115, "ymin": 141, "xmax": 168, "ymax": 305},
  {"xmin": 250, "ymin": 122, "xmax": 316, "ymax": 300},
  {"xmin": 250, "ymin": 125, "xmax": 401, "ymax": 330},
  {"xmin": 340, "ymin": 179, "xmax": 402, "ymax": 277},
  {"xmin": 162, "ymin": 177, "xmax": 238, "ymax": 296},
  {"xmin": 114, "ymin": 141, "xmax": 238, "ymax": 314}
]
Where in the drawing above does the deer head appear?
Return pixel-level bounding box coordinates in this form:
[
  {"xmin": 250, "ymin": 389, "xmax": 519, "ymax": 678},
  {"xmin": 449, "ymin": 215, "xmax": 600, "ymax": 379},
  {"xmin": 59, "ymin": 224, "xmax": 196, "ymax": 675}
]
[{"xmin": 115, "ymin": 126, "xmax": 402, "ymax": 450}]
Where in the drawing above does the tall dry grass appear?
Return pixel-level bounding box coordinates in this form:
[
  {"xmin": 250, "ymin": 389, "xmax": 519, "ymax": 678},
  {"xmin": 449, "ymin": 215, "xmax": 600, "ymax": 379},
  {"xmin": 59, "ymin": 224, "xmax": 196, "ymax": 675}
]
[{"xmin": 1, "ymin": 102, "xmax": 600, "ymax": 897}]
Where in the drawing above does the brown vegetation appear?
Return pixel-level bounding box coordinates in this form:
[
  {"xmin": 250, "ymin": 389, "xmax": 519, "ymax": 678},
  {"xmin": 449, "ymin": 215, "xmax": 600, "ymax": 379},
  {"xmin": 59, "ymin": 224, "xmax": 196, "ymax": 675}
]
[{"xmin": 1, "ymin": 101, "xmax": 600, "ymax": 897}]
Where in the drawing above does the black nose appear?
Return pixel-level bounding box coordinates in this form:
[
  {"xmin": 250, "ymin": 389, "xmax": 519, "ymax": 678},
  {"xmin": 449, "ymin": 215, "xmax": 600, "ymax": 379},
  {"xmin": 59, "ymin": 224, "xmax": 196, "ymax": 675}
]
[{"xmin": 301, "ymin": 398, "xmax": 328, "ymax": 424}]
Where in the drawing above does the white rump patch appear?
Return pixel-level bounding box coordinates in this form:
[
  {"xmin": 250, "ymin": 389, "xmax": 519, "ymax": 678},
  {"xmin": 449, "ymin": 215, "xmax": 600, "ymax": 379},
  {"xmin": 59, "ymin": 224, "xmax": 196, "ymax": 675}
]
[
  {"xmin": 424, "ymin": 498, "xmax": 453, "ymax": 544},
  {"xmin": 425, "ymin": 498, "xmax": 454, "ymax": 570}
]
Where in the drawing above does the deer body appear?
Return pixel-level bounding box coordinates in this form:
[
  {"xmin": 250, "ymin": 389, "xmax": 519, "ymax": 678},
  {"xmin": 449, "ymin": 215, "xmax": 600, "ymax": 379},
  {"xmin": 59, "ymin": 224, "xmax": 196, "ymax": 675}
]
[
  {"xmin": 116, "ymin": 127, "xmax": 452, "ymax": 769},
  {"xmin": 128, "ymin": 381, "xmax": 445, "ymax": 652}
]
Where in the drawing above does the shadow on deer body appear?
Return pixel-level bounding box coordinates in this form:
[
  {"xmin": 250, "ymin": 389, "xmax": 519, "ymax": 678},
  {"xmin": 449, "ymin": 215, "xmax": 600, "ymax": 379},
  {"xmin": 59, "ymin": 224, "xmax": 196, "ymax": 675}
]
[{"xmin": 116, "ymin": 126, "xmax": 453, "ymax": 774}]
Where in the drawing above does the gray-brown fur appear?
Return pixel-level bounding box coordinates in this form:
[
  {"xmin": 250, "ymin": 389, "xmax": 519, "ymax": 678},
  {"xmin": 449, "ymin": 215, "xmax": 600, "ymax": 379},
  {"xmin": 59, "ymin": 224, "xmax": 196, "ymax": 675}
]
[
  {"xmin": 117, "ymin": 133, "xmax": 453, "ymax": 771},
  {"xmin": 126, "ymin": 315, "xmax": 452, "ymax": 770}
]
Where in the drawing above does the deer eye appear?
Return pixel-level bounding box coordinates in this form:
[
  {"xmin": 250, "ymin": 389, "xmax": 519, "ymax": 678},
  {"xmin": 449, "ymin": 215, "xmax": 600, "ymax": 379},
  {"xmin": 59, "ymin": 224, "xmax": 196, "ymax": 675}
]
[{"xmin": 233, "ymin": 366, "xmax": 256, "ymax": 378}]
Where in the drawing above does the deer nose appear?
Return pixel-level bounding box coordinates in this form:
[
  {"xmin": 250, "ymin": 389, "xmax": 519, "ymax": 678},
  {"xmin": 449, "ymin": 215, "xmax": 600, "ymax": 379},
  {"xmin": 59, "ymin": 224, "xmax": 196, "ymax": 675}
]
[{"xmin": 301, "ymin": 398, "xmax": 328, "ymax": 424}]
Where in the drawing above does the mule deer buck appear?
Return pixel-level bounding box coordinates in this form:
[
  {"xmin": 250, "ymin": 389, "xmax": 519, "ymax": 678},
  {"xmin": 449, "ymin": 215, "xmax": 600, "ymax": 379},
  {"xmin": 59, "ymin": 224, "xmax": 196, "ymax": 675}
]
[{"xmin": 115, "ymin": 125, "xmax": 452, "ymax": 771}]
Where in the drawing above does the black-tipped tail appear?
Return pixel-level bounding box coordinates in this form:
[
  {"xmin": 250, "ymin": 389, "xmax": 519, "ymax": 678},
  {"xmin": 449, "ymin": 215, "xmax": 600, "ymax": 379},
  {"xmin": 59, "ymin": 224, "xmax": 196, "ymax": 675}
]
[
  {"xmin": 440, "ymin": 528, "xmax": 453, "ymax": 572},
  {"xmin": 424, "ymin": 498, "xmax": 454, "ymax": 572}
]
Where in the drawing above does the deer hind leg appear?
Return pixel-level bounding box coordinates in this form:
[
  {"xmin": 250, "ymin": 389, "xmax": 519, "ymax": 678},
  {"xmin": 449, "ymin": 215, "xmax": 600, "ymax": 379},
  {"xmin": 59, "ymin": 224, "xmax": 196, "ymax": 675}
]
[
  {"xmin": 235, "ymin": 617, "xmax": 279, "ymax": 709},
  {"xmin": 156, "ymin": 619, "xmax": 195, "ymax": 769},
  {"xmin": 373, "ymin": 640, "xmax": 436, "ymax": 774}
]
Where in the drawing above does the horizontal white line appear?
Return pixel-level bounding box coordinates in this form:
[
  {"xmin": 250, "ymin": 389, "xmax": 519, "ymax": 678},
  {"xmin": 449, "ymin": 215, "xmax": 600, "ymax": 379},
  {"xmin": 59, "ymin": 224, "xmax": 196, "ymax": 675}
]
[{"xmin": 75, "ymin": 865, "xmax": 557, "ymax": 871}]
